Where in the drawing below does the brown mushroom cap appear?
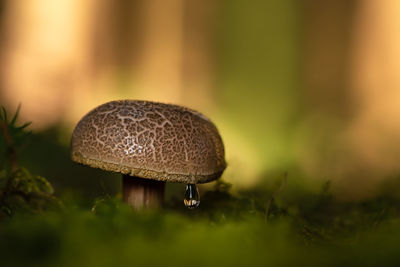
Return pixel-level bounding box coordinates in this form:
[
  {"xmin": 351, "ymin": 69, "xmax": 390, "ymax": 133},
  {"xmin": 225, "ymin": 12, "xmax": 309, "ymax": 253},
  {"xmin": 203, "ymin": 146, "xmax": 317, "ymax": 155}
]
[{"xmin": 71, "ymin": 100, "xmax": 226, "ymax": 183}]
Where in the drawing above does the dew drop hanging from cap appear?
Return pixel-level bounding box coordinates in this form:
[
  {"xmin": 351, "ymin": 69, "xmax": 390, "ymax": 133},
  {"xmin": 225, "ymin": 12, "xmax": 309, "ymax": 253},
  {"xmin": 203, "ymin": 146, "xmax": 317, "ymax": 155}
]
[{"xmin": 184, "ymin": 184, "xmax": 200, "ymax": 209}]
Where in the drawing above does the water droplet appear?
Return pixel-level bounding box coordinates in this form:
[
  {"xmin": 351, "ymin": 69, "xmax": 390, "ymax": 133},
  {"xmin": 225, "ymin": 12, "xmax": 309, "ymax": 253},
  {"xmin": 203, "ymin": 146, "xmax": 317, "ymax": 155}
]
[{"xmin": 184, "ymin": 184, "xmax": 200, "ymax": 209}]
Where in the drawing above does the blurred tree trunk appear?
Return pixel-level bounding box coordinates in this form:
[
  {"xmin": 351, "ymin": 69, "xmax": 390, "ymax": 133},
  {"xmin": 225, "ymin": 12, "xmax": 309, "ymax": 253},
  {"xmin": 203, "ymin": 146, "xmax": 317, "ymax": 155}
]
[
  {"xmin": 0, "ymin": 0, "xmax": 95, "ymax": 129},
  {"xmin": 298, "ymin": 0, "xmax": 357, "ymax": 189},
  {"xmin": 300, "ymin": 0, "xmax": 400, "ymax": 198},
  {"xmin": 0, "ymin": 0, "xmax": 217, "ymax": 129},
  {"xmin": 181, "ymin": 0, "xmax": 217, "ymax": 110},
  {"xmin": 134, "ymin": 0, "xmax": 185, "ymax": 103},
  {"xmin": 301, "ymin": 0, "xmax": 356, "ymax": 119},
  {"xmin": 347, "ymin": 0, "xmax": 400, "ymax": 178},
  {"xmin": 135, "ymin": 0, "xmax": 217, "ymax": 111}
]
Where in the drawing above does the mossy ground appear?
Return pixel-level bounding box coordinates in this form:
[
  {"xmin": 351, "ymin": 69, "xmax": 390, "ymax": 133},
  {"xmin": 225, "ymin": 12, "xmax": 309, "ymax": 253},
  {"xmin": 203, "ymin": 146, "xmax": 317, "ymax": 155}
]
[
  {"xmin": 2, "ymin": 189, "xmax": 400, "ymax": 267},
  {"xmin": 1, "ymin": 109, "xmax": 400, "ymax": 267}
]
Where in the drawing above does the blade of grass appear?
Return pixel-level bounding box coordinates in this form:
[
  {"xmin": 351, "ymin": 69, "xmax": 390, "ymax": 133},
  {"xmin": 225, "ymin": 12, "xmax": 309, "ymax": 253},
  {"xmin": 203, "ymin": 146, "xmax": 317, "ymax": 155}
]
[{"xmin": 10, "ymin": 104, "xmax": 21, "ymax": 125}]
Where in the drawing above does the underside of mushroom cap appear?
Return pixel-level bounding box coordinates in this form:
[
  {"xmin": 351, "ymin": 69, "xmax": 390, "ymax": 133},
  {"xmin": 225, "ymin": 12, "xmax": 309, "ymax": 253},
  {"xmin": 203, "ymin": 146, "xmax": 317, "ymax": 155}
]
[{"xmin": 71, "ymin": 100, "xmax": 226, "ymax": 184}]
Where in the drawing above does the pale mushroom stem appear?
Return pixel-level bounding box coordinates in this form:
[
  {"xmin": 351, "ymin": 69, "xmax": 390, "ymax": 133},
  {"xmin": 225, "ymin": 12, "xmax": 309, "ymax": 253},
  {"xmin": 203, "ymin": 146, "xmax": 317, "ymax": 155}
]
[{"xmin": 122, "ymin": 175, "xmax": 165, "ymax": 209}]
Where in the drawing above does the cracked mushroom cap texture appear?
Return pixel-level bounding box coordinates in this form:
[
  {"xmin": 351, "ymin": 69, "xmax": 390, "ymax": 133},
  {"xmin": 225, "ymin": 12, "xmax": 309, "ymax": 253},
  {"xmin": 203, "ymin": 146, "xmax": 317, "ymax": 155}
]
[{"xmin": 71, "ymin": 100, "xmax": 226, "ymax": 183}]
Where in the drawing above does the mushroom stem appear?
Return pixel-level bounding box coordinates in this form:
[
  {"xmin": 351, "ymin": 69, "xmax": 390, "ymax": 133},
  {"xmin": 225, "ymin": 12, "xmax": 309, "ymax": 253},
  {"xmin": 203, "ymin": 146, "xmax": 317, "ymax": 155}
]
[{"xmin": 122, "ymin": 175, "xmax": 165, "ymax": 209}]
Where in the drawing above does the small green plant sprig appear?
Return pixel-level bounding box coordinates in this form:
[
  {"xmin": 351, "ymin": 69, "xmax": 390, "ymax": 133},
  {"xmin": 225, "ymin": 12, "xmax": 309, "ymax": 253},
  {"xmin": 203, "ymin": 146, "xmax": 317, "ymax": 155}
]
[{"xmin": 0, "ymin": 105, "xmax": 60, "ymax": 218}]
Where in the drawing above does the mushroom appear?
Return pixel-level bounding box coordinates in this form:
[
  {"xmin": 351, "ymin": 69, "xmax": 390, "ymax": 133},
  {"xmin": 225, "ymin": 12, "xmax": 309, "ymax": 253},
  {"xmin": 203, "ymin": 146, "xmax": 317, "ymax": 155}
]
[{"xmin": 70, "ymin": 100, "xmax": 226, "ymax": 209}]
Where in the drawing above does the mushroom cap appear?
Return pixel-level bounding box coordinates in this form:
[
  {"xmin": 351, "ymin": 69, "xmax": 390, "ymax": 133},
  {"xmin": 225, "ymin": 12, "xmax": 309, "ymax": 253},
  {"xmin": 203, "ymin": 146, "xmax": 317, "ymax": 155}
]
[{"xmin": 71, "ymin": 100, "xmax": 226, "ymax": 183}]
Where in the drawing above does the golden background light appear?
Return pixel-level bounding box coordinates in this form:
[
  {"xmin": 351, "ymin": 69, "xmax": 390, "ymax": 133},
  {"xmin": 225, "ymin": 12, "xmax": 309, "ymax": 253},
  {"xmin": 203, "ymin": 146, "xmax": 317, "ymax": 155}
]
[{"xmin": 1, "ymin": 0, "xmax": 400, "ymax": 196}]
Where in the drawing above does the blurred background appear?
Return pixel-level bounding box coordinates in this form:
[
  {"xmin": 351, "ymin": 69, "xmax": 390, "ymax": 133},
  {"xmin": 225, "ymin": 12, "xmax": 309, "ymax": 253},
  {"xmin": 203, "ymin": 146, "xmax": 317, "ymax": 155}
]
[{"xmin": 1, "ymin": 0, "xmax": 400, "ymax": 201}]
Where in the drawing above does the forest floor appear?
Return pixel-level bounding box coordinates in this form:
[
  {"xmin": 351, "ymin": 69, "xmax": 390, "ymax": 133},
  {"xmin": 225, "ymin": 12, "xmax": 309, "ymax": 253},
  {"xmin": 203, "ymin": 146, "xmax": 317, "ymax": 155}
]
[{"xmin": 1, "ymin": 107, "xmax": 400, "ymax": 267}]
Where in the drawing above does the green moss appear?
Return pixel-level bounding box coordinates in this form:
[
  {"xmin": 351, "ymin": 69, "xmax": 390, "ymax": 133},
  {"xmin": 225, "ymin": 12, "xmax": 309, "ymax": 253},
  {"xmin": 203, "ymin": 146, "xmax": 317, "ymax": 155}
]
[
  {"xmin": 1, "ymin": 193, "xmax": 400, "ymax": 267},
  {"xmin": 2, "ymin": 106, "xmax": 400, "ymax": 266}
]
